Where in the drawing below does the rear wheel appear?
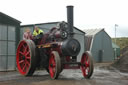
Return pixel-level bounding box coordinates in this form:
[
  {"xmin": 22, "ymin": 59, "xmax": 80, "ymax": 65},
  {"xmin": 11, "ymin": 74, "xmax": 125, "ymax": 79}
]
[
  {"xmin": 49, "ymin": 51, "xmax": 61, "ymax": 79},
  {"xmin": 16, "ymin": 40, "xmax": 37, "ymax": 76},
  {"xmin": 80, "ymin": 51, "xmax": 94, "ymax": 79}
]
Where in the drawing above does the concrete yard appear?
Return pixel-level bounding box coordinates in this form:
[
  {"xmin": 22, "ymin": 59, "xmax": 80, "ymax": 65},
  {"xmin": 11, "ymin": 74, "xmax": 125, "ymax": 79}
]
[{"xmin": 0, "ymin": 63, "xmax": 128, "ymax": 85}]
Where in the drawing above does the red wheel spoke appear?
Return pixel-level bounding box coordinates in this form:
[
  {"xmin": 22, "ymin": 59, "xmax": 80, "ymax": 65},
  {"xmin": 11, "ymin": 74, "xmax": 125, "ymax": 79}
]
[
  {"xmin": 87, "ymin": 68, "xmax": 90, "ymax": 73},
  {"xmin": 82, "ymin": 67, "xmax": 86, "ymax": 76},
  {"xmin": 24, "ymin": 46, "xmax": 28, "ymax": 54},
  {"xmin": 19, "ymin": 60, "xmax": 24, "ymax": 64},
  {"xmin": 52, "ymin": 63, "xmax": 56, "ymax": 67},
  {"xmin": 52, "ymin": 68, "xmax": 55, "ymax": 73},
  {"xmin": 51, "ymin": 56, "xmax": 55, "ymax": 66},
  {"xmin": 52, "ymin": 60, "xmax": 55, "ymax": 64},
  {"xmin": 22, "ymin": 63, "xmax": 27, "ymax": 72},
  {"xmin": 86, "ymin": 56, "xmax": 88, "ymax": 61},
  {"xmin": 26, "ymin": 60, "xmax": 30, "ymax": 66},
  {"xmin": 19, "ymin": 51, "xmax": 24, "ymax": 55},
  {"xmin": 51, "ymin": 60, "xmax": 55, "ymax": 65},
  {"xmin": 83, "ymin": 55, "xmax": 86, "ymax": 61},
  {"xmin": 22, "ymin": 44, "xmax": 26, "ymax": 49},
  {"xmin": 25, "ymin": 51, "xmax": 30, "ymax": 56},
  {"xmin": 85, "ymin": 61, "xmax": 89, "ymax": 67},
  {"xmin": 26, "ymin": 56, "xmax": 30, "ymax": 59}
]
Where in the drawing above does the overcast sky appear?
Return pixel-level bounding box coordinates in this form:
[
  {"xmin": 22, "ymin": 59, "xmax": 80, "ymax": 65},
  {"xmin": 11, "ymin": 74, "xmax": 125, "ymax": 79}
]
[{"xmin": 0, "ymin": 0, "xmax": 128, "ymax": 38}]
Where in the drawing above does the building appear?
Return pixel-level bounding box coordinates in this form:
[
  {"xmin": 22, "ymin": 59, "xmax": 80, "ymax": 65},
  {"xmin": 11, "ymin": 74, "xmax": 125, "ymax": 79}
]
[
  {"xmin": 20, "ymin": 22, "xmax": 85, "ymax": 62},
  {"xmin": 0, "ymin": 12, "xmax": 21, "ymax": 71},
  {"xmin": 83, "ymin": 29, "xmax": 114, "ymax": 62},
  {"xmin": 112, "ymin": 42, "xmax": 120, "ymax": 59}
]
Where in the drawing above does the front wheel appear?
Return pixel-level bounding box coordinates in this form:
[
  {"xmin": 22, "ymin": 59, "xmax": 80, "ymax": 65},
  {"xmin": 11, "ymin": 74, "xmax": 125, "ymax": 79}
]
[
  {"xmin": 80, "ymin": 51, "xmax": 94, "ymax": 79},
  {"xmin": 49, "ymin": 51, "xmax": 61, "ymax": 79},
  {"xmin": 16, "ymin": 40, "xmax": 37, "ymax": 76}
]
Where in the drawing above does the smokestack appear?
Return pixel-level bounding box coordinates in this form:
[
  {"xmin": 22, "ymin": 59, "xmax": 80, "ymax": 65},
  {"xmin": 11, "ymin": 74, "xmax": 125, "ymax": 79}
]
[{"xmin": 67, "ymin": 6, "xmax": 74, "ymax": 36}]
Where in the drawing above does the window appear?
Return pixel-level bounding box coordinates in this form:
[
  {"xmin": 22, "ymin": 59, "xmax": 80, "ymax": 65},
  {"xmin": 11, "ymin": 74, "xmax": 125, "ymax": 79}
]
[
  {"xmin": 0, "ymin": 24, "xmax": 7, "ymax": 40},
  {"xmin": 8, "ymin": 26, "xmax": 15, "ymax": 41}
]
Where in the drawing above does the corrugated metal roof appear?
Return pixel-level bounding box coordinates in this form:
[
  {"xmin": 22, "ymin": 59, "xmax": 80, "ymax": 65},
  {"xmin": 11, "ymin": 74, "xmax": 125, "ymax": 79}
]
[{"xmin": 83, "ymin": 29, "xmax": 104, "ymax": 36}]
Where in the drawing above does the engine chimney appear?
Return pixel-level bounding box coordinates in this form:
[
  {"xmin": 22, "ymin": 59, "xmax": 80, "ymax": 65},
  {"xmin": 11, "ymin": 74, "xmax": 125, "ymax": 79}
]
[{"xmin": 67, "ymin": 6, "xmax": 74, "ymax": 37}]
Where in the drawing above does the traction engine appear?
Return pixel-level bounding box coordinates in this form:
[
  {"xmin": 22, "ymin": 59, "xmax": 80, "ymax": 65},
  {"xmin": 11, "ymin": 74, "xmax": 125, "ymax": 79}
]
[{"xmin": 16, "ymin": 6, "xmax": 94, "ymax": 79}]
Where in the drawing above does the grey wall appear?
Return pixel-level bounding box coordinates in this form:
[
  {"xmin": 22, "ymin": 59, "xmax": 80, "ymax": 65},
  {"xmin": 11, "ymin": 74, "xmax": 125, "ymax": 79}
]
[
  {"xmin": 102, "ymin": 31, "xmax": 114, "ymax": 62},
  {"xmin": 73, "ymin": 29, "xmax": 85, "ymax": 62},
  {"xmin": 0, "ymin": 24, "xmax": 16, "ymax": 71},
  {"xmin": 91, "ymin": 31, "xmax": 114, "ymax": 62},
  {"xmin": 36, "ymin": 23, "xmax": 58, "ymax": 33},
  {"xmin": 20, "ymin": 23, "xmax": 58, "ymax": 40}
]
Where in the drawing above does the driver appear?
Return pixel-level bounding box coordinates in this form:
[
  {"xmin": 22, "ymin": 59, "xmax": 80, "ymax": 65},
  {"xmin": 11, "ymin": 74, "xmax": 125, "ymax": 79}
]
[
  {"xmin": 33, "ymin": 26, "xmax": 48, "ymax": 68},
  {"xmin": 32, "ymin": 26, "xmax": 44, "ymax": 44},
  {"xmin": 33, "ymin": 26, "xmax": 44, "ymax": 37}
]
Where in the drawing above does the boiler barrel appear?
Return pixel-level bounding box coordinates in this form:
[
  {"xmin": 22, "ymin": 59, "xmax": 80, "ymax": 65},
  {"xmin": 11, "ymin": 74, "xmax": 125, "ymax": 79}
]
[{"xmin": 61, "ymin": 38, "xmax": 80, "ymax": 56}]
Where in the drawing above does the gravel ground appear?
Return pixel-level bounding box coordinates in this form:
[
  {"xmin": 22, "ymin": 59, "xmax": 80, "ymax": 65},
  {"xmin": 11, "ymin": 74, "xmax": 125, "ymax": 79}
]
[{"xmin": 0, "ymin": 63, "xmax": 128, "ymax": 85}]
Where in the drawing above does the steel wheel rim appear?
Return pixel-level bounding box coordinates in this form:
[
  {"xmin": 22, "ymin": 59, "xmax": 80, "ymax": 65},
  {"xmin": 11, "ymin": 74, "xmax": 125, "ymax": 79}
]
[
  {"xmin": 49, "ymin": 53, "xmax": 56, "ymax": 78},
  {"xmin": 16, "ymin": 41, "xmax": 31, "ymax": 75},
  {"xmin": 81, "ymin": 53, "xmax": 90, "ymax": 77}
]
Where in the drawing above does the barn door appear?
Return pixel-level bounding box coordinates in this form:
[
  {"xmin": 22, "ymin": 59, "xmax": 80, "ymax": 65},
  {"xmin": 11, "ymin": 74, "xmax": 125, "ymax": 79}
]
[{"xmin": 98, "ymin": 50, "xmax": 103, "ymax": 62}]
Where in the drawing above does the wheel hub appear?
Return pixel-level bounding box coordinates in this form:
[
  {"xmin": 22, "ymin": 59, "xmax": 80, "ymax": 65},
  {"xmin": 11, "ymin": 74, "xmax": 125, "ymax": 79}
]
[
  {"xmin": 22, "ymin": 56, "xmax": 26, "ymax": 60},
  {"xmin": 81, "ymin": 64, "xmax": 86, "ymax": 67},
  {"xmin": 50, "ymin": 64, "xmax": 53, "ymax": 67}
]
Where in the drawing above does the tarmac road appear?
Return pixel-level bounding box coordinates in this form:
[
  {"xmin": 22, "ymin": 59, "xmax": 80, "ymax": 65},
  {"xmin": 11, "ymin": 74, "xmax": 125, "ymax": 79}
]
[{"xmin": 0, "ymin": 63, "xmax": 128, "ymax": 85}]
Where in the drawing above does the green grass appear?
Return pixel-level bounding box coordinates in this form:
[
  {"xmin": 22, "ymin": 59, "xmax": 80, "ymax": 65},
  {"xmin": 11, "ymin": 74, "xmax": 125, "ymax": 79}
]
[{"xmin": 112, "ymin": 37, "xmax": 128, "ymax": 50}]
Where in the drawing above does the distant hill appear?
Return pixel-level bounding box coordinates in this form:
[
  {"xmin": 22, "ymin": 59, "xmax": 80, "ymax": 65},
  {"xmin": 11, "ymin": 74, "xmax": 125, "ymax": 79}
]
[{"xmin": 112, "ymin": 37, "xmax": 128, "ymax": 50}]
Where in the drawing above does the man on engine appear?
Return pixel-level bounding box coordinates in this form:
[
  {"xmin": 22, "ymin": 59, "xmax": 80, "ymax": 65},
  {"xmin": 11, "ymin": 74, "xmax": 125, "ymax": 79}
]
[
  {"xmin": 33, "ymin": 26, "xmax": 44, "ymax": 37},
  {"xmin": 32, "ymin": 26, "xmax": 44, "ymax": 44},
  {"xmin": 33, "ymin": 26, "xmax": 48, "ymax": 69}
]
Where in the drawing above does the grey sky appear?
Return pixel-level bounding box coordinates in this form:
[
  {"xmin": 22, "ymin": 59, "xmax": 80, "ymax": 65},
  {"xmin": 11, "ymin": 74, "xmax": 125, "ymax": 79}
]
[{"xmin": 0, "ymin": 0, "xmax": 128, "ymax": 37}]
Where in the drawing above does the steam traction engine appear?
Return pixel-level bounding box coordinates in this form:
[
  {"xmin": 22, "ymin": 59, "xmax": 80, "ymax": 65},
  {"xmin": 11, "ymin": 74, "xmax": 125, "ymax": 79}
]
[{"xmin": 16, "ymin": 6, "xmax": 94, "ymax": 79}]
